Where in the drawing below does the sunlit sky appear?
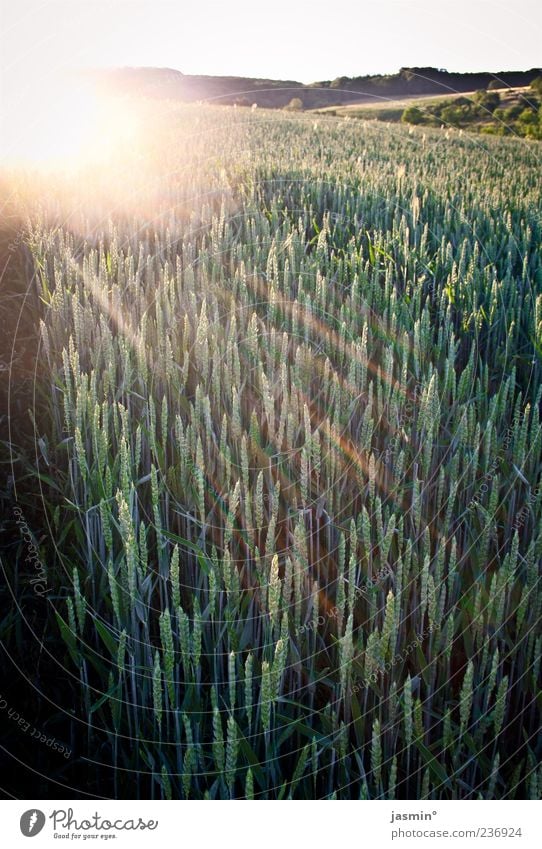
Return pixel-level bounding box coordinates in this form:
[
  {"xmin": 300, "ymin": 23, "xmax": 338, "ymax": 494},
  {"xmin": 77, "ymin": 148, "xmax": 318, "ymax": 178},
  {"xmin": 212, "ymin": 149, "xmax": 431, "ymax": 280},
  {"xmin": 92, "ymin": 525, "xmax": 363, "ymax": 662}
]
[{"xmin": 1, "ymin": 0, "xmax": 540, "ymax": 93}]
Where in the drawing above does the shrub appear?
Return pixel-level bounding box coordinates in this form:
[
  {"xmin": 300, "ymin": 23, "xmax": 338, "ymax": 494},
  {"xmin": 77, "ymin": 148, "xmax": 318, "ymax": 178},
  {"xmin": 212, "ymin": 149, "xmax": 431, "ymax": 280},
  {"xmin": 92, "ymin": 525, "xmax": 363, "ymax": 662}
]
[
  {"xmin": 401, "ymin": 105, "xmax": 424, "ymax": 124},
  {"xmin": 474, "ymin": 90, "xmax": 500, "ymax": 113},
  {"xmin": 286, "ymin": 97, "xmax": 304, "ymax": 111}
]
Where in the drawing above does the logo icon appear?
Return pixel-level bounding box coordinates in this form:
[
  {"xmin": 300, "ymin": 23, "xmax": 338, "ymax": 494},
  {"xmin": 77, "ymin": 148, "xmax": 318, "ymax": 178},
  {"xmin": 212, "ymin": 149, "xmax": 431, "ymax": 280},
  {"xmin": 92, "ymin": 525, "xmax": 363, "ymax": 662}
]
[{"xmin": 20, "ymin": 810, "xmax": 46, "ymax": 837}]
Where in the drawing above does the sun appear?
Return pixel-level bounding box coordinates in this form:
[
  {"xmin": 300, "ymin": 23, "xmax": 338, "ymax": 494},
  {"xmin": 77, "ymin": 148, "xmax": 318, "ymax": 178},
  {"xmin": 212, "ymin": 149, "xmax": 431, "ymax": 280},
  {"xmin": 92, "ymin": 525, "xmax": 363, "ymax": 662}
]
[{"xmin": 1, "ymin": 73, "xmax": 140, "ymax": 169}]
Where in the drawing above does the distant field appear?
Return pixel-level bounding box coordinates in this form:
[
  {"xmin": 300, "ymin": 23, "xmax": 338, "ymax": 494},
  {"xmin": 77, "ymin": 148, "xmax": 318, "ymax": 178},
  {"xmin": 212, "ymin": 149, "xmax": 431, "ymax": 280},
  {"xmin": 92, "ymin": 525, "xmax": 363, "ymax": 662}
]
[
  {"xmin": 313, "ymin": 89, "xmax": 483, "ymax": 114},
  {"xmin": 316, "ymin": 86, "xmax": 529, "ymax": 113}
]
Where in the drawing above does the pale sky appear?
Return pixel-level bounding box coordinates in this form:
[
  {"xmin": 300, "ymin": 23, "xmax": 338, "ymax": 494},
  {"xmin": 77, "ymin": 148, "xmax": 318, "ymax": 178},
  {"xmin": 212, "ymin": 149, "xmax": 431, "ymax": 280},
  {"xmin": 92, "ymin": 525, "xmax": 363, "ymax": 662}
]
[{"xmin": 1, "ymin": 0, "xmax": 540, "ymax": 91}]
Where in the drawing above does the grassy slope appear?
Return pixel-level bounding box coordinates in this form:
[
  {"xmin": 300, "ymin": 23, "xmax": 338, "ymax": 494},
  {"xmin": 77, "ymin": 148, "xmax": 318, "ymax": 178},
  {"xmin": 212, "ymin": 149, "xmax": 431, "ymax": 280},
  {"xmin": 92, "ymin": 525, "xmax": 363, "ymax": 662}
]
[
  {"xmin": 315, "ymin": 87, "xmax": 528, "ymax": 115},
  {"xmin": 313, "ymin": 87, "xmax": 541, "ymax": 138}
]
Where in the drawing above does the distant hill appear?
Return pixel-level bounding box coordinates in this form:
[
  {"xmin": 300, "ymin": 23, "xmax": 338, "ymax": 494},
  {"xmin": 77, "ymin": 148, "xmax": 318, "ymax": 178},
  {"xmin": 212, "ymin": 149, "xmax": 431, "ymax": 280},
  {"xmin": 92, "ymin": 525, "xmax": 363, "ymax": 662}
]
[{"xmin": 93, "ymin": 66, "xmax": 542, "ymax": 110}]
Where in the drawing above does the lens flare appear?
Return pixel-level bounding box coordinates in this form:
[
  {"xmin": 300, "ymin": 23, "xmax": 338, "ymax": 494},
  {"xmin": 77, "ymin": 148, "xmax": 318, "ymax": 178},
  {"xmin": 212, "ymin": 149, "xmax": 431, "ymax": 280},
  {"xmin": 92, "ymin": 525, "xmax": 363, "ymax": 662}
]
[{"xmin": 1, "ymin": 73, "xmax": 139, "ymax": 168}]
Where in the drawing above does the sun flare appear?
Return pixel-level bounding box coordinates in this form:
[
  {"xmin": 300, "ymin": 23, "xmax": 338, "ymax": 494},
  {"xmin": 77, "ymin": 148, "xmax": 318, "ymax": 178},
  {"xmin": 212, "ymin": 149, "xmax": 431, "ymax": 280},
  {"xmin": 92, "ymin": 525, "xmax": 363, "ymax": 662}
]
[{"xmin": 1, "ymin": 74, "xmax": 140, "ymax": 169}]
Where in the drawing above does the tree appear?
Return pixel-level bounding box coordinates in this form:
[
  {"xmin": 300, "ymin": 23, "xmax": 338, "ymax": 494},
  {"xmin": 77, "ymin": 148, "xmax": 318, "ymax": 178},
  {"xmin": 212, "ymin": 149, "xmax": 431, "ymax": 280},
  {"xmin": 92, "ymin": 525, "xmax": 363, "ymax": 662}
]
[
  {"xmin": 530, "ymin": 76, "xmax": 542, "ymax": 95},
  {"xmin": 330, "ymin": 77, "xmax": 349, "ymax": 90},
  {"xmin": 488, "ymin": 80, "xmax": 501, "ymax": 90}
]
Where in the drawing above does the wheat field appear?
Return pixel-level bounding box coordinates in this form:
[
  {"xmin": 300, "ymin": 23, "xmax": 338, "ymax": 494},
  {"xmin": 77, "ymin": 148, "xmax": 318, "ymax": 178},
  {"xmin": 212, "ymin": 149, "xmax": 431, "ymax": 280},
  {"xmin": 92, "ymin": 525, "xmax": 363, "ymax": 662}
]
[{"xmin": 1, "ymin": 104, "xmax": 541, "ymax": 799}]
